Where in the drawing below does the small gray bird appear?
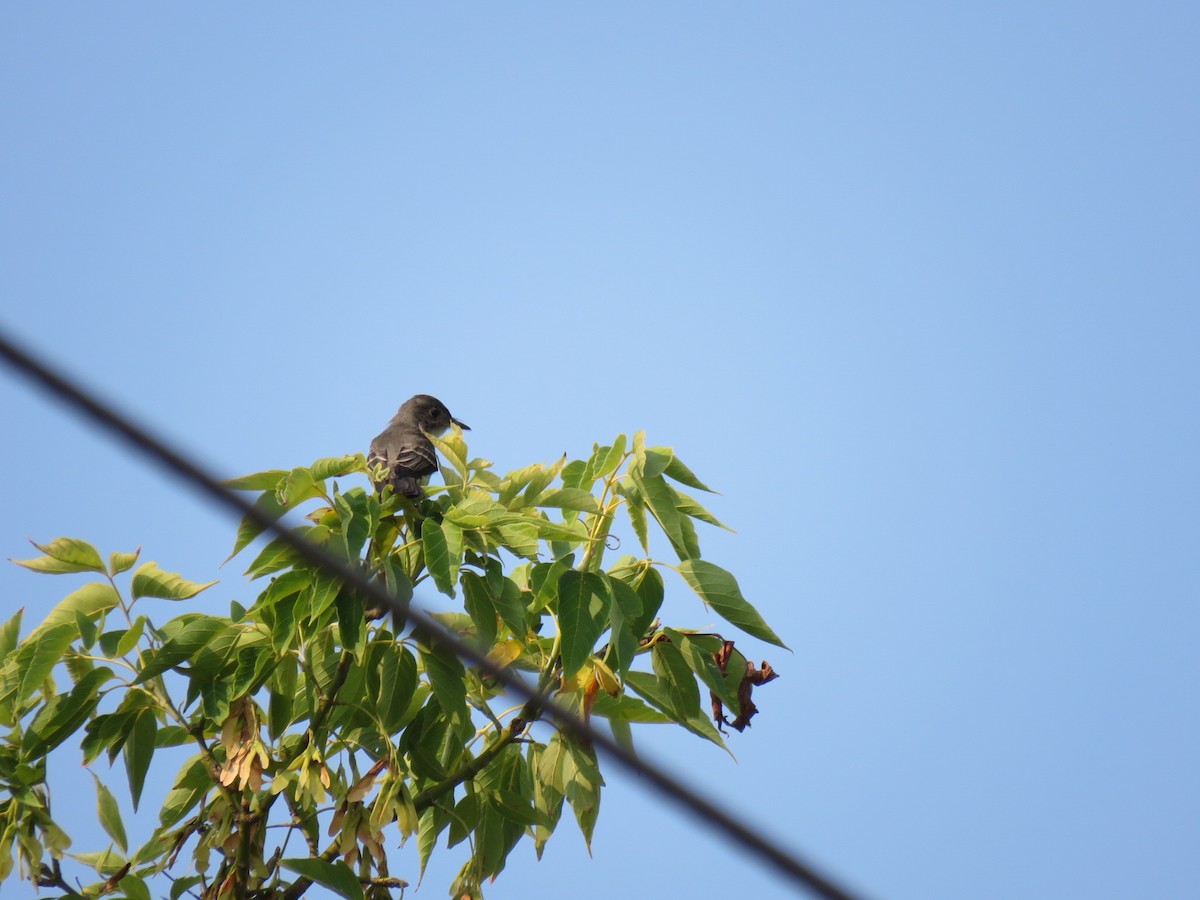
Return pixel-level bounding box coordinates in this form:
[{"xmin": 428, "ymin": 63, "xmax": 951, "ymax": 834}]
[{"xmin": 368, "ymin": 394, "xmax": 469, "ymax": 499}]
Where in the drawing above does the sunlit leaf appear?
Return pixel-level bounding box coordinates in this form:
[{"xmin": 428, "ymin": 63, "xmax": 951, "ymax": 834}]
[
  {"xmin": 677, "ymin": 560, "xmax": 787, "ymax": 648},
  {"xmin": 280, "ymin": 858, "xmax": 364, "ymax": 900},
  {"xmin": 108, "ymin": 549, "xmax": 140, "ymax": 576},
  {"xmin": 93, "ymin": 773, "xmax": 127, "ymax": 852},
  {"xmin": 24, "ymin": 582, "xmax": 119, "ymax": 643},
  {"xmin": 557, "ymin": 571, "xmax": 609, "ymax": 680},
  {"xmin": 12, "ymin": 536, "xmax": 104, "ymax": 574},
  {"xmin": 130, "ymin": 562, "xmax": 217, "ymax": 601},
  {"xmin": 223, "ymin": 468, "xmax": 288, "ymax": 491},
  {"xmin": 124, "ymin": 708, "xmax": 157, "ymax": 811}
]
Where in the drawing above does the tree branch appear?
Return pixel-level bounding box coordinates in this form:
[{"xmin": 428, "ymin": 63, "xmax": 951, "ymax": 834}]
[{"xmin": 413, "ymin": 705, "xmax": 535, "ymax": 813}]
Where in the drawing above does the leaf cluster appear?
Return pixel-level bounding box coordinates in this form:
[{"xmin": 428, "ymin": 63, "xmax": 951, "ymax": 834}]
[{"xmin": 0, "ymin": 433, "xmax": 784, "ymax": 899}]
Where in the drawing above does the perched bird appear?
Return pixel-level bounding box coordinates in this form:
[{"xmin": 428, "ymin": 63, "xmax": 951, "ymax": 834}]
[{"xmin": 368, "ymin": 394, "xmax": 469, "ymax": 499}]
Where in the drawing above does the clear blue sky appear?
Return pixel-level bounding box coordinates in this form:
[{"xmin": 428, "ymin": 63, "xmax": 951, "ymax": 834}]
[{"xmin": 2, "ymin": 4, "xmax": 1198, "ymax": 898}]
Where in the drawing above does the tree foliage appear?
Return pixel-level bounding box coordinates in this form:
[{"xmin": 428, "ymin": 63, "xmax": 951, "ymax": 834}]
[{"xmin": 1, "ymin": 430, "xmax": 782, "ymax": 898}]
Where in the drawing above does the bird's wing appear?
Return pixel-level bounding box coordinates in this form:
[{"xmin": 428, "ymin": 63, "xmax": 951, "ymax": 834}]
[{"xmin": 369, "ymin": 427, "xmax": 438, "ymax": 477}]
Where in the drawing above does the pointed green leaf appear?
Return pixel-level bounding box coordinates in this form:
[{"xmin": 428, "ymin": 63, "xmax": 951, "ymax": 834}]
[
  {"xmin": 310, "ymin": 454, "xmax": 366, "ymax": 480},
  {"xmin": 591, "ymin": 691, "xmax": 671, "ymax": 724},
  {"xmin": 419, "ymin": 642, "xmax": 469, "ymax": 735},
  {"xmin": 534, "ymin": 489, "xmax": 600, "ymax": 514},
  {"xmin": 652, "ymin": 448, "xmax": 716, "ymax": 493},
  {"xmin": 225, "ymin": 488, "xmax": 289, "ymax": 562},
  {"xmin": 133, "ymin": 615, "xmax": 227, "ymax": 683},
  {"xmin": 462, "ymin": 573, "xmax": 498, "ymax": 649},
  {"xmin": 491, "ymin": 577, "xmax": 529, "ymax": 637},
  {"xmin": 667, "ymin": 628, "xmax": 742, "ymax": 711},
  {"xmin": 130, "ymin": 562, "xmax": 216, "ymax": 601},
  {"xmin": 12, "ymin": 537, "xmax": 105, "ymax": 574},
  {"xmin": 677, "ymin": 560, "xmax": 787, "ymax": 648},
  {"xmin": 630, "ymin": 469, "xmax": 691, "ymax": 560},
  {"xmin": 22, "ymin": 665, "xmax": 114, "ymax": 757},
  {"xmin": 159, "ymin": 754, "xmax": 210, "ymax": 828},
  {"xmin": 124, "ymin": 708, "xmax": 157, "ymax": 811},
  {"xmin": 12, "ymin": 623, "xmax": 75, "ymax": 702},
  {"xmin": 616, "ymin": 480, "xmax": 650, "ymax": 553},
  {"xmin": 624, "ymin": 671, "xmax": 728, "ymax": 749},
  {"xmin": 421, "ymin": 518, "xmax": 455, "ymax": 597},
  {"xmin": 590, "ymin": 435, "xmax": 628, "ymax": 482},
  {"xmin": 605, "ymin": 575, "xmax": 642, "ymax": 676},
  {"xmin": 0, "ymin": 609, "xmax": 22, "ymax": 658},
  {"xmin": 673, "ymin": 489, "xmax": 731, "ymax": 530},
  {"xmin": 563, "ymin": 738, "xmax": 604, "ymax": 851},
  {"xmin": 223, "ymin": 468, "xmax": 288, "ymax": 491},
  {"xmin": 651, "ymin": 639, "xmax": 702, "ymax": 721},
  {"xmin": 280, "ymin": 858, "xmax": 365, "ymax": 900},
  {"xmin": 557, "ymin": 571, "xmax": 609, "ymax": 680},
  {"xmin": 93, "ymin": 773, "xmax": 127, "ymax": 852},
  {"xmin": 108, "ymin": 549, "xmax": 141, "ymax": 576}
]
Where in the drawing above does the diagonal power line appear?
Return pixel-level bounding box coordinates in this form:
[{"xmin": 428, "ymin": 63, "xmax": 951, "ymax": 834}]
[{"xmin": 0, "ymin": 327, "xmax": 866, "ymax": 900}]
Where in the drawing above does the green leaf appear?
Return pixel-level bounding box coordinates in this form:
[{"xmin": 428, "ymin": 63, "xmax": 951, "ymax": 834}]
[
  {"xmin": 133, "ymin": 615, "xmax": 227, "ymax": 683},
  {"xmin": 268, "ymin": 655, "xmax": 298, "ymax": 739},
  {"xmin": 491, "ymin": 577, "xmax": 529, "ymax": 637},
  {"xmin": 11, "ymin": 537, "xmax": 105, "ymax": 574},
  {"xmin": 521, "ymin": 454, "xmax": 567, "ymax": 505},
  {"xmin": 419, "ymin": 642, "xmax": 469, "ymax": 736},
  {"xmin": 590, "ymin": 435, "xmax": 628, "ymax": 481},
  {"xmin": 496, "ymin": 521, "xmax": 540, "ymax": 558},
  {"xmin": 243, "ymin": 530, "xmax": 306, "ymax": 579},
  {"xmin": 22, "ymin": 665, "xmax": 114, "ymax": 757},
  {"xmin": 653, "ymin": 448, "xmax": 716, "ymax": 493},
  {"xmin": 563, "ymin": 738, "xmax": 604, "ymax": 851},
  {"xmin": 443, "ymin": 496, "xmax": 511, "ymax": 529},
  {"xmin": 617, "ymin": 480, "xmax": 650, "ymax": 553},
  {"xmin": 591, "ymin": 692, "xmax": 671, "ymax": 724},
  {"xmin": 625, "ymin": 670, "xmax": 728, "ymax": 749},
  {"xmin": 280, "ymin": 858, "xmax": 365, "ymax": 900},
  {"xmin": 108, "ymin": 549, "xmax": 141, "ymax": 576},
  {"xmin": 24, "ymin": 582, "xmax": 119, "ymax": 643},
  {"xmin": 124, "ymin": 708, "xmax": 157, "ymax": 811},
  {"xmin": 225, "ymin": 488, "xmax": 289, "ymax": 562},
  {"xmin": 421, "ymin": 518, "xmax": 456, "ymax": 597},
  {"xmin": 93, "ymin": 773, "xmax": 127, "ymax": 852},
  {"xmin": 667, "ymin": 628, "xmax": 741, "ymax": 712},
  {"xmin": 13, "ymin": 623, "xmax": 75, "ymax": 702},
  {"xmin": 333, "ymin": 486, "xmax": 377, "ymax": 561},
  {"xmin": 651, "ymin": 639, "xmax": 702, "ymax": 722},
  {"xmin": 169, "ymin": 876, "xmax": 204, "ymax": 900},
  {"xmin": 462, "ymin": 573, "xmax": 498, "ymax": 649},
  {"xmin": 277, "ymin": 466, "xmax": 324, "ymax": 507},
  {"xmin": 119, "ymin": 874, "xmax": 152, "ymax": 900},
  {"xmin": 376, "ymin": 644, "xmax": 419, "ymax": 734},
  {"xmin": 673, "ymin": 489, "xmax": 731, "ymax": 530},
  {"xmin": 223, "ymin": 468, "xmax": 288, "ymax": 491},
  {"xmin": 310, "ymin": 454, "xmax": 366, "ymax": 480},
  {"xmin": 159, "ymin": 754, "xmax": 210, "ymax": 828},
  {"xmin": 130, "ymin": 562, "xmax": 217, "ymax": 601},
  {"xmin": 0, "ymin": 609, "xmax": 21, "ymax": 658},
  {"xmin": 630, "ymin": 468, "xmax": 692, "ymax": 560},
  {"xmin": 677, "ymin": 560, "xmax": 787, "ymax": 648},
  {"xmin": 106, "ymin": 614, "xmax": 145, "ymax": 657},
  {"xmin": 605, "ymin": 576, "xmax": 642, "ymax": 676},
  {"xmin": 557, "ymin": 571, "xmax": 609, "ymax": 680},
  {"xmin": 534, "ymin": 488, "xmax": 600, "ymax": 514}
]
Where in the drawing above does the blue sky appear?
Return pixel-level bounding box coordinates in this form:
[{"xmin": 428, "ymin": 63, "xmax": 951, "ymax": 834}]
[{"xmin": 2, "ymin": 4, "xmax": 1198, "ymax": 898}]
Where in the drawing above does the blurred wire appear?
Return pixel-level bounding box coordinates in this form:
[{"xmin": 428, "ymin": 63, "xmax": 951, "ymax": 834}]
[{"xmin": 0, "ymin": 327, "xmax": 866, "ymax": 900}]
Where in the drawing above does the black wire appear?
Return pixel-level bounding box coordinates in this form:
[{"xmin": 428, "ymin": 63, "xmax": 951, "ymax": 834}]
[{"xmin": 0, "ymin": 327, "xmax": 865, "ymax": 900}]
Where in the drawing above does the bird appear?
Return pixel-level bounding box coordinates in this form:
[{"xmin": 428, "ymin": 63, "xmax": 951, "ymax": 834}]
[{"xmin": 368, "ymin": 394, "xmax": 469, "ymax": 499}]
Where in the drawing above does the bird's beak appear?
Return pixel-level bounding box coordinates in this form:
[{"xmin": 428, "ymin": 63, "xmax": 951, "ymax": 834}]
[{"xmin": 452, "ymin": 417, "xmax": 470, "ymax": 431}]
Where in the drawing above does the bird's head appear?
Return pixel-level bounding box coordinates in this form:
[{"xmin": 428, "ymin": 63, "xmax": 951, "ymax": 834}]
[{"xmin": 403, "ymin": 394, "xmax": 470, "ymax": 436}]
